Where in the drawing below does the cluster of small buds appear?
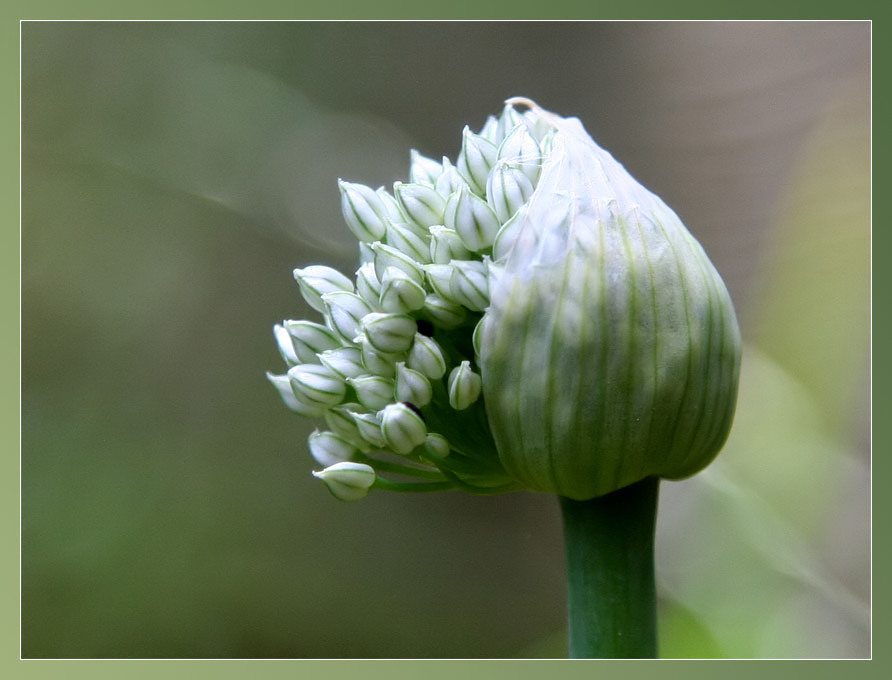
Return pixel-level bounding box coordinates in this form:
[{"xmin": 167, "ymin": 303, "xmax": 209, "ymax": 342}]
[{"xmin": 269, "ymin": 101, "xmax": 554, "ymax": 501}]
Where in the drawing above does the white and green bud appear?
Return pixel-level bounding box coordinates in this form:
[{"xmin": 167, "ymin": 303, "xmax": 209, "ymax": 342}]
[
  {"xmin": 361, "ymin": 312, "xmax": 417, "ymax": 354},
  {"xmin": 480, "ymin": 98, "xmax": 741, "ymax": 500},
  {"xmin": 324, "ymin": 404, "xmax": 367, "ymax": 447},
  {"xmin": 456, "ymin": 126, "xmax": 498, "ymax": 196},
  {"xmin": 409, "ymin": 149, "xmax": 444, "ymax": 186},
  {"xmin": 308, "ymin": 430, "xmax": 359, "ymax": 467},
  {"xmin": 313, "ymin": 461, "xmax": 376, "ymax": 502},
  {"xmin": 449, "ymin": 259, "xmax": 490, "ymax": 312},
  {"xmin": 283, "ymin": 320, "xmax": 342, "ymax": 363},
  {"xmin": 293, "ymin": 265, "xmax": 355, "ymax": 314},
  {"xmin": 288, "ymin": 364, "xmax": 347, "ymax": 408},
  {"xmin": 371, "ymin": 242, "xmax": 426, "ymax": 287},
  {"xmin": 348, "ymin": 375, "xmax": 396, "ymax": 411},
  {"xmin": 348, "ymin": 410, "xmax": 388, "ymax": 448},
  {"xmin": 354, "ymin": 261, "xmax": 383, "ymax": 306},
  {"xmin": 322, "ymin": 290, "xmax": 373, "ymax": 343},
  {"xmin": 266, "ymin": 371, "xmax": 324, "ymax": 417},
  {"xmin": 338, "ymin": 180, "xmax": 389, "ymax": 243},
  {"xmin": 318, "ymin": 346, "xmax": 367, "ymax": 380},
  {"xmin": 379, "ymin": 266, "xmax": 427, "ymax": 313},
  {"xmin": 273, "ymin": 323, "xmax": 300, "ymax": 366},
  {"xmin": 358, "ymin": 335, "xmax": 399, "ymax": 378},
  {"xmin": 384, "ymin": 222, "xmax": 431, "ymax": 264},
  {"xmin": 444, "ymin": 184, "xmax": 501, "ymax": 252},
  {"xmin": 395, "ymin": 362, "xmax": 433, "ymax": 408},
  {"xmin": 495, "ymin": 102, "xmax": 526, "ymax": 144},
  {"xmin": 478, "ymin": 115, "xmax": 500, "ymax": 144},
  {"xmin": 423, "ymin": 432, "xmax": 451, "ymax": 459},
  {"xmin": 435, "ymin": 157, "xmax": 466, "ymax": 198},
  {"xmin": 498, "ymin": 123, "xmax": 542, "ymax": 184},
  {"xmin": 429, "ymin": 225, "xmax": 473, "ymax": 264},
  {"xmin": 447, "ymin": 360, "xmax": 482, "ymax": 411},
  {"xmin": 486, "ymin": 160, "xmax": 536, "ymax": 224},
  {"xmin": 422, "ymin": 294, "xmax": 467, "ymax": 329},
  {"xmin": 424, "ymin": 263, "xmax": 460, "ymax": 305},
  {"xmin": 406, "ymin": 333, "xmax": 448, "ymax": 380},
  {"xmin": 376, "ymin": 187, "xmax": 407, "ymax": 223},
  {"xmin": 394, "ymin": 181, "xmax": 447, "ymax": 230},
  {"xmin": 491, "ymin": 210, "xmax": 524, "ymax": 261},
  {"xmin": 380, "ymin": 402, "xmax": 428, "ymax": 455}
]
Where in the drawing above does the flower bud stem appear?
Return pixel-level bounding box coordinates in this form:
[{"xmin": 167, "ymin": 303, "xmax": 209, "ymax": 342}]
[{"xmin": 559, "ymin": 476, "xmax": 659, "ymax": 659}]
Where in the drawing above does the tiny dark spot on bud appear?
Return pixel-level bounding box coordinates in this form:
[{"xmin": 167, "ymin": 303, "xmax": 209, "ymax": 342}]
[
  {"xmin": 401, "ymin": 401, "xmax": 426, "ymax": 422},
  {"xmin": 417, "ymin": 320, "xmax": 434, "ymax": 337}
]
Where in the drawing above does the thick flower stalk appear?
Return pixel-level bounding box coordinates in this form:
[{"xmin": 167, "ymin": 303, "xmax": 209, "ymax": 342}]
[{"xmin": 267, "ymin": 98, "xmax": 741, "ymax": 657}]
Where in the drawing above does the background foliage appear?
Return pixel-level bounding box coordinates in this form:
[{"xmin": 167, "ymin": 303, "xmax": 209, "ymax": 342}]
[{"xmin": 21, "ymin": 21, "xmax": 870, "ymax": 658}]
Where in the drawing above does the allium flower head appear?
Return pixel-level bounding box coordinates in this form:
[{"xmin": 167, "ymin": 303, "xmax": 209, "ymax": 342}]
[{"xmin": 269, "ymin": 98, "xmax": 741, "ymax": 501}]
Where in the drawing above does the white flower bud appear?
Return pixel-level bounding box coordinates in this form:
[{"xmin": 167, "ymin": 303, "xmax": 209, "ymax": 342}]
[
  {"xmin": 308, "ymin": 430, "xmax": 359, "ymax": 467},
  {"xmin": 486, "ymin": 161, "xmax": 535, "ymax": 224},
  {"xmin": 288, "ymin": 364, "xmax": 347, "ymax": 408},
  {"xmin": 429, "ymin": 225, "xmax": 473, "ymax": 264},
  {"xmin": 395, "ymin": 362, "xmax": 433, "ymax": 408},
  {"xmin": 422, "ymin": 294, "xmax": 467, "ymax": 329},
  {"xmin": 495, "ymin": 103, "xmax": 525, "ymax": 145},
  {"xmin": 384, "ymin": 222, "xmax": 431, "ymax": 264},
  {"xmin": 371, "ymin": 242, "xmax": 426, "ymax": 287},
  {"xmin": 379, "ymin": 266, "xmax": 427, "ymax": 313},
  {"xmin": 423, "ymin": 432, "xmax": 451, "ymax": 459},
  {"xmin": 348, "ymin": 375, "xmax": 395, "ymax": 411},
  {"xmin": 273, "ymin": 323, "xmax": 300, "ymax": 366},
  {"xmin": 355, "ymin": 261, "xmax": 383, "ymax": 306},
  {"xmin": 435, "ymin": 157, "xmax": 466, "ymax": 198},
  {"xmin": 292, "ymin": 265, "xmax": 354, "ymax": 314},
  {"xmin": 448, "ymin": 360, "xmax": 482, "ymax": 411},
  {"xmin": 457, "ymin": 126, "xmax": 497, "ymax": 196},
  {"xmin": 358, "ymin": 335, "xmax": 398, "ymax": 378},
  {"xmin": 324, "ymin": 404, "xmax": 367, "ymax": 448},
  {"xmin": 313, "ymin": 461, "xmax": 376, "ymax": 502},
  {"xmin": 394, "ymin": 181, "xmax": 446, "ymax": 230},
  {"xmin": 380, "ymin": 402, "xmax": 428, "ymax": 455},
  {"xmin": 322, "ymin": 291, "xmax": 373, "ymax": 342},
  {"xmin": 361, "ymin": 312, "xmax": 417, "ymax": 354},
  {"xmin": 424, "ymin": 264, "xmax": 460, "ymax": 305},
  {"xmin": 338, "ymin": 180, "xmax": 389, "ymax": 242},
  {"xmin": 409, "ymin": 149, "xmax": 444, "ymax": 186},
  {"xmin": 348, "ymin": 410, "xmax": 388, "ymax": 448},
  {"xmin": 491, "ymin": 209, "xmax": 524, "ymax": 261},
  {"xmin": 450, "ymin": 259, "xmax": 490, "ymax": 312},
  {"xmin": 498, "ymin": 123, "xmax": 542, "ymax": 184},
  {"xmin": 406, "ymin": 333, "xmax": 448, "ymax": 380},
  {"xmin": 283, "ymin": 320, "xmax": 342, "ymax": 363},
  {"xmin": 266, "ymin": 372, "xmax": 324, "ymax": 417},
  {"xmin": 318, "ymin": 346, "xmax": 366, "ymax": 379},
  {"xmin": 376, "ymin": 187, "xmax": 407, "ymax": 222},
  {"xmin": 444, "ymin": 184, "xmax": 501, "ymax": 252},
  {"xmin": 478, "ymin": 115, "xmax": 499, "ymax": 143}
]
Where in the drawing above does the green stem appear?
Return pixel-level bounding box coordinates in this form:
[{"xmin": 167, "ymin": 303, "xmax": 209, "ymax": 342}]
[{"xmin": 559, "ymin": 476, "xmax": 660, "ymax": 659}]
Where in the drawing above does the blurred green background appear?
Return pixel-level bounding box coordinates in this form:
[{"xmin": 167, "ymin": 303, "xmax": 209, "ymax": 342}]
[{"xmin": 21, "ymin": 21, "xmax": 870, "ymax": 658}]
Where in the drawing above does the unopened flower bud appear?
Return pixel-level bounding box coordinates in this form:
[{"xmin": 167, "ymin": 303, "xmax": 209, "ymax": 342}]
[
  {"xmin": 379, "ymin": 266, "xmax": 427, "ymax": 313},
  {"xmin": 348, "ymin": 375, "xmax": 395, "ymax": 411},
  {"xmin": 288, "ymin": 364, "xmax": 346, "ymax": 408},
  {"xmin": 371, "ymin": 242, "xmax": 426, "ymax": 287},
  {"xmin": 395, "ymin": 362, "xmax": 433, "ymax": 408},
  {"xmin": 406, "ymin": 333, "xmax": 448, "ymax": 380},
  {"xmin": 273, "ymin": 323, "xmax": 300, "ymax": 366},
  {"xmin": 348, "ymin": 410, "xmax": 388, "ymax": 448},
  {"xmin": 380, "ymin": 402, "xmax": 428, "ymax": 455},
  {"xmin": 429, "ymin": 225, "xmax": 473, "ymax": 264},
  {"xmin": 338, "ymin": 180, "xmax": 389, "ymax": 242},
  {"xmin": 384, "ymin": 222, "xmax": 431, "ymax": 264},
  {"xmin": 424, "ymin": 264, "xmax": 460, "ymax": 305},
  {"xmin": 394, "ymin": 181, "xmax": 446, "ymax": 230},
  {"xmin": 409, "ymin": 149, "xmax": 444, "ymax": 186},
  {"xmin": 447, "ymin": 360, "xmax": 482, "ymax": 411},
  {"xmin": 313, "ymin": 461, "xmax": 376, "ymax": 502},
  {"xmin": 444, "ymin": 184, "xmax": 501, "ymax": 252},
  {"xmin": 498, "ymin": 123, "xmax": 542, "ymax": 184},
  {"xmin": 308, "ymin": 430, "xmax": 359, "ymax": 467},
  {"xmin": 324, "ymin": 404, "xmax": 367, "ymax": 447},
  {"xmin": 486, "ymin": 161, "xmax": 536, "ymax": 224},
  {"xmin": 457, "ymin": 126, "xmax": 498, "ymax": 196},
  {"xmin": 423, "ymin": 432, "xmax": 451, "ymax": 459},
  {"xmin": 318, "ymin": 346, "xmax": 366, "ymax": 380},
  {"xmin": 435, "ymin": 157, "xmax": 465, "ymax": 198},
  {"xmin": 358, "ymin": 335, "xmax": 398, "ymax": 378},
  {"xmin": 293, "ymin": 265, "xmax": 355, "ymax": 315},
  {"xmin": 266, "ymin": 371, "xmax": 324, "ymax": 417},
  {"xmin": 450, "ymin": 259, "xmax": 490, "ymax": 312},
  {"xmin": 354, "ymin": 261, "xmax": 383, "ymax": 306},
  {"xmin": 283, "ymin": 320, "xmax": 342, "ymax": 363},
  {"xmin": 361, "ymin": 312, "xmax": 417, "ymax": 354},
  {"xmin": 322, "ymin": 291, "xmax": 373, "ymax": 342},
  {"xmin": 422, "ymin": 294, "xmax": 467, "ymax": 329}
]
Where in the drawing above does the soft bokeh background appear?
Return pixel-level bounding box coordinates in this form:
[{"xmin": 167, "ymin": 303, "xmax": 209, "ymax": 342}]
[{"xmin": 21, "ymin": 21, "xmax": 870, "ymax": 659}]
